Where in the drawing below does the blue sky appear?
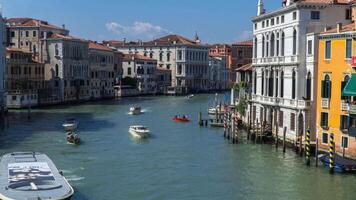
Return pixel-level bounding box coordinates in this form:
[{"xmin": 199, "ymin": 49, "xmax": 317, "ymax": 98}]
[{"xmin": 2, "ymin": 0, "xmax": 280, "ymax": 44}]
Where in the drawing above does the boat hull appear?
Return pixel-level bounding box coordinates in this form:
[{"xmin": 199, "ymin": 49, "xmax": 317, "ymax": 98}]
[
  {"xmin": 129, "ymin": 129, "xmax": 150, "ymax": 138},
  {"xmin": 173, "ymin": 118, "xmax": 190, "ymax": 123}
]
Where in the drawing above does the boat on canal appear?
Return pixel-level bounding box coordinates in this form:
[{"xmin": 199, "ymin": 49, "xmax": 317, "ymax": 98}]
[
  {"xmin": 173, "ymin": 115, "xmax": 190, "ymax": 123},
  {"xmin": 66, "ymin": 132, "xmax": 81, "ymax": 145},
  {"xmin": 186, "ymin": 94, "xmax": 194, "ymax": 99},
  {"xmin": 0, "ymin": 152, "xmax": 74, "ymax": 200},
  {"xmin": 320, "ymin": 154, "xmax": 356, "ymax": 173},
  {"xmin": 62, "ymin": 118, "xmax": 78, "ymax": 132},
  {"xmin": 129, "ymin": 125, "xmax": 150, "ymax": 138},
  {"xmin": 129, "ymin": 106, "xmax": 142, "ymax": 115}
]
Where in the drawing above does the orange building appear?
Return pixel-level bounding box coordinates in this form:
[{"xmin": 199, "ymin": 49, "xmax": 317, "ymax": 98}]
[{"xmin": 317, "ymin": 23, "xmax": 356, "ymax": 158}]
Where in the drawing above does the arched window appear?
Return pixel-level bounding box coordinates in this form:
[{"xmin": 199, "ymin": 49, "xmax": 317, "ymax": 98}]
[
  {"xmin": 254, "ymin": 37, "xmax": 258, "ymax": 58},
  {"xmin": 270, "ymin": 33, "xmax": 275, "ymax": 57},
  {"xmin": 280, "ymin": 71, "xmax": 284, "ymax": 98},
  {"xmin": 55, "ymin": 44, "xmax": 59, "ymax": 56},
  {"xmin": 150, "ymin": 52, "xmax": 153, "ymax": 59},
  {"xmin": 321, "ymin": 74, "xmax": 331, "ymax": 99},
  {"xmin": 292, "ymin": 71, "xmax": 296, "ymax": 99},
  {"xmin": 55, "ymin": 64, "xmax": 59, "ymax": 77},
  {"xmin": 341, "ymin": 75, "xmax": 350, "ymax": 100},
  {"xmin": 159, "ymin": 52, "xmax": 163, "ymax": 61},
  {"xmin": 306, "ymin": 72, "xmax": 312, "ymax": 100},
  {"xmin": 269, "ymin": 70, "xmax": 274, "ymax": 97},
  {"xmin": 262, "ymin": 36, "xmax": 265, "ymax": 57},
  {"xmin": 254, "ymin": 71, "xmax": 257, "ymax": 94},
  {"xmin": 276, "ymin": 33, "xmax": 280, "ymax": 56},
  {"xmin": 275, "ymin": 71, "xmax": 279, "ymax": 97},
  {"xmin": 261, "ymin": 71, "xmax": 265, "ymax": 95},
  {"xmin": 281, "ymin": 32, "xmax": 285, "ymax": 56},
  {"xmin": 167, "ymin": 53, "xmax": 171, "ymax": 62},
  {"xmin": 266, "ymin": 35, "xmax": 269, "ymax": 57},
  {"xmin": 293, "ymin": 29, "xmax": 297, "ymax": 55}
]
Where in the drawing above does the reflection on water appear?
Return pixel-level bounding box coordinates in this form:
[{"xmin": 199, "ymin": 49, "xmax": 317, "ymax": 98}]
[{"xmin": 0, "ymin": 94, "xmax": 356, "ymax": 200}]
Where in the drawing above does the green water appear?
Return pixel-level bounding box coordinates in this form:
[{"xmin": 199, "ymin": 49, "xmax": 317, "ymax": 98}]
[{"xmin": 0, "ymin": 94, "xmax": 356, "ymax": 200}]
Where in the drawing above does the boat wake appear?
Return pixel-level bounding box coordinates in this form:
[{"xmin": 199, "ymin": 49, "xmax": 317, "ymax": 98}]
[{"xmin": 66, "ymin": 175, "xmax": 85, "ymax": 182}]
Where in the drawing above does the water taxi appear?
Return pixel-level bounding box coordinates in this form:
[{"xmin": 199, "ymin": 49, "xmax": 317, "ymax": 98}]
[
  {"xmin": 0, "ymin": 152, "xmax": 74, "ymax": 200},
  {"xmin": 62, "ymin": 119, "xmax": 78, "ymax": 132},
  {"xmin": 129, "ymin": 106, "xmax": 142, "ymax": 115},
  {"xmin": 129, "ymin": 125, "xmax": 150, "ymax": 138}
]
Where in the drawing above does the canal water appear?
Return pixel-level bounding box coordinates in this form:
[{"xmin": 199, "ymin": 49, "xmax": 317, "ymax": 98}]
[{"xmin": 0, "ymin": 94, "xmax": 356, "ymax": 200}]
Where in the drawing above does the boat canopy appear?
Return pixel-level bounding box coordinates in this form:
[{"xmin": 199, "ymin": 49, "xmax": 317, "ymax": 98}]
[{"xmin": 342, "ymin": 74, "xmax": 356, "ymax": 97}]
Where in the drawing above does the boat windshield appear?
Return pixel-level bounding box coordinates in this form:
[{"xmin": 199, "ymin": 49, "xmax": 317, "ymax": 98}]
[{"xmin": 136, "ymin": 127, "xmax": 147, "ymax": 130}]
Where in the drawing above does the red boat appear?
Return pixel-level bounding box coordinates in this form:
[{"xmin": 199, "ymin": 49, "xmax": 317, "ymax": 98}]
[{"xmin": 173, "ymin": 116, "xmax": 190, "ymax": 122}]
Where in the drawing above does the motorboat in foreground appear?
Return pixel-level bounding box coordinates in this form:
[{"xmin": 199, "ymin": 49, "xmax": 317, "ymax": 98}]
[
  {"xmin": 0, "ymin": 152, "xmax": 74, "ymax": 200},
  {"xmin": 173, "ymin": 115, "xmax": 190, "ymax": 123},
  {"xmin": 129, "ymin": 106, "xmax": 142, "ymax": 115},
  {"xmin": 62, "ymin": 118, "xmax": 78, "ymax": 131},
  {"xmin": 129, "ymin": 125, "xmax": 150, "ymax": 138}
]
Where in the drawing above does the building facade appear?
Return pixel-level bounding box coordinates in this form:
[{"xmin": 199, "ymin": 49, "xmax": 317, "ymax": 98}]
[
  {"xmin": 208, "ymin": 56, "xmax": 230, "ymax": 90},
  {"xmin": 0, "ymin": 15, "xmax": 5, "ymax": 113},
  {"xmin": 5, "ymin": 48, "xmax": 46, "ymax": 108},
  {"xmin": 317, "ymin": 22, "xmax": 356, "ymax": 158},
  {"xmin": 106, "ymin": 34, "xmax": 210, "ymax": 94},
  {"xmin": 43, "ymin": 33, "xmax": 90, "ymax": 103},
  {"xmin": 251, "ymin": 0, "xmax": 352, "ymax": 142},
  {"xmin": 89, "ymin": 42, "xmax": 115, "ymax": 99},
  {"xmin": 6, "ymin": 18, "xmax": 69, "ymax": 62},
  {"xmin": 122, "ymin": 54, "xmax": 157, "ymax": 94}
]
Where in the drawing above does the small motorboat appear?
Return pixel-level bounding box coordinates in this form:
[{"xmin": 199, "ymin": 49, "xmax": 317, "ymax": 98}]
[
  {"xmin": 0, "ymin": 152, "xmax": 74, "ymax": 200},
  {"xmin": 173, "ymin": 115, "xmax": 190, "ymax": 123},
  {"xmin": 67, "ymin": 132, "xmax": 81, "ymax": 145},
  {"xmin": 186, "ymin": 94, "xmax": 194, "ymax": 99},
  {"xmin": 62, "ymin": 118, "xmax": 78, "ymax": 131},
  {"xmin": 208, "ymin": 106, "xmax": 225, "ymax": 115},
  {"xmin": 129, "ymin": 125, "xmax": 150, "ymax": 138},
  {"xmin": 129, "ymin": 106, "xmax": 142, "ymax": 115},
  {"xmin": 319, "ymin": 154, "xmax": 356, "ymax": 173}
]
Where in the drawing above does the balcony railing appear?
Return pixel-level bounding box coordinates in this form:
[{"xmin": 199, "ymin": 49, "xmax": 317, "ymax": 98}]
[
  {"xmin": 321, "ymin": 98, "xmax": 330, "ymax": 109},
  {"xmin": 341, "ymin": 101, "xmax": 350, "ymax": 111},
  {"xmin": 350, "ymin": 104, "xmax": 356, "ymax": 115}
]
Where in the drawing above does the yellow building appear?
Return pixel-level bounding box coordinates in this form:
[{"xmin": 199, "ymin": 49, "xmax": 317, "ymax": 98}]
[{"xmin": 317, "ymin": 23, "xmax": 356, "ymax": 158}]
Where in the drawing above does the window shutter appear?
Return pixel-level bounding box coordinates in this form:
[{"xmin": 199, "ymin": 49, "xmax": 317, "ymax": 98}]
[
  {"xmin": 321, "ymin": 80, "xmax": 325, "ymax": 98},
  {"xmin": 328, "ymin": 81, "xmax": 332, "ymax": 98}
]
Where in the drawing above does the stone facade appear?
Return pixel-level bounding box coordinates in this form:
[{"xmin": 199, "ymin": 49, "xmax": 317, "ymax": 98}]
[
  {"xmin": 208, "ymin": 56, "xmax": 230, "ymax": 90},
  {"xmin": 122, "ymin": 54, "xmax": 157, "ymax": 94},
  {"xmin": 5, "ymin": 48, "xmax": 46, "ymax": 108},
  {"xmin": 251, "ymin": 0, "xmax": 352, "ymax": 142},
  {"xmin": 43, "ymin": 33, "xmax": 90, "ymax": 103},
  {"xmin": 89, "ymin": 42, "xmax": 115, "ymax": 99}
]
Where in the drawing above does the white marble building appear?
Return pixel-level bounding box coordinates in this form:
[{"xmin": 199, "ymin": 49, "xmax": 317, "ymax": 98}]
[
  {"xmin": 0, "ymin": 13, "xmax": 5, "ymax": 114},
  {"xmin": 251, "ymin": 0, "xmax": 352, "ymax": 141},
  {"xmin": 106, "ymin": 34, "xmax": 209, "ymax": 95}
]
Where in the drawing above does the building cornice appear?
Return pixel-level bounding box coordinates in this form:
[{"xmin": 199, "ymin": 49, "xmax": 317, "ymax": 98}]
[{"xmin": 319, "ymin": 32, "xmax": 356, "ymax": 39}]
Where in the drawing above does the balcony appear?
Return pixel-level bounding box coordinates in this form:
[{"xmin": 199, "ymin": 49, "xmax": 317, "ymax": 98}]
[
  {"xmin": 252, "ymin": 55, "xmax": 299, "ymax": 66},
  {"xmin": 341, "ymin": 101, "xmax": 350, "ymax": 111},
  {"xmin": 321, "ymin": 98, "xmax": 330, "ymax": 109},
  {"xmin": 350, "ymin": 104, "xmax": 356, "ymax": 115}
]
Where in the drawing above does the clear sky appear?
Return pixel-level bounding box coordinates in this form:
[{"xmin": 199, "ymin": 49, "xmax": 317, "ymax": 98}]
[{"xmin": 1, "ymin": 0, "xmax": 281, "ymax": 44}]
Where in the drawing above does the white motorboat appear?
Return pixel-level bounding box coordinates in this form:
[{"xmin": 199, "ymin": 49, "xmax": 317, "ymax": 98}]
[
  {"xmin": 129, "ymin": 106, "xmax": 142, "ymax": 115},
  {"xmin": 208, "ymin": 106, "xmax": 225, "ymax": 115},
  {"xmin": 186, "ymin": 94, "xmax": 194, "ymax": 99},
  {"xmin": 0, "ymin": 152, "xmax": 74, "ymax": 200},
  {"xmin": 129, "ymin": 125, "xmax": 150, "ymax": 138},
  {"xmin": 62, "ymin": 118, "xmax": 78, "ymax": 131}
]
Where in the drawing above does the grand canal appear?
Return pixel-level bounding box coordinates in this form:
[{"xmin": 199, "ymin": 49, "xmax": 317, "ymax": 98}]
[{"xmin": 1, "ymin": 94, "xmax": 356, "ymax": 200}]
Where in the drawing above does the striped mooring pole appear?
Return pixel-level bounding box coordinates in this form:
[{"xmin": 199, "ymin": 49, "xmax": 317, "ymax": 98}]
[
  {"xmin": 329, "ymin": 133, "xmax": 335, "ymax": 174},
  {"xmin": 234, "ymin": 111, "xmax": 239, "ymax": 143},
  {"xmin": 227, "ymin": 111, "xmax": 231, "ymax": 140},
  {"xmin": 223, "ymin": 109, "xmax": 227, "ymax": 138},
  {"xmin": 305, "ymin": 128, "xmax": 311, "ymax": 166}
]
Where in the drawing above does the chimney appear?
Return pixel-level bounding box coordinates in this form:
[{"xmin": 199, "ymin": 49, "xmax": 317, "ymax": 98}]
[{"xmin": 337, "ymin": 22, "xmax": 343, "ymax": 33}]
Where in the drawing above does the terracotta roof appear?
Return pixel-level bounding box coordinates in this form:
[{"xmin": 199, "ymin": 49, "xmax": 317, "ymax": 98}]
[
  {"xmin": 6, "ymin": 47, "xmax": 32, "ymax": 54},
  {"xmin": 123, "ymin": 54, "xmax": 157, "ymax": 62},
  {"xmin": 47, "ymin": 33, "xmax": 86, "ymax": 42},
  {"xmin": 321, "ymin": 23, "xmax": 355, "ymax": 34},
  {"xmin": 234, "ymin": 40, "xmax": 253, "ymax": 46},
  {"xmin": 143, "ymin": 34, "xmax": 198, "ymax": 46},
  {"xmin": 6, "ymin": 18, "xmax": 67, "ymax": 31},
  {"xmin": 89, "ymin": 42, "xmax": 114, "ymax": 52},
  {"xmin": 296, "ymin": 0, "xmax": 350, "ymax": 5},
  {"xmin": 236, "ymin": 63, "xmax": 252, "ymax": 72},
  {"xmin": 102, "ymin": 40, "xmax": 126, "ymax": 46}
]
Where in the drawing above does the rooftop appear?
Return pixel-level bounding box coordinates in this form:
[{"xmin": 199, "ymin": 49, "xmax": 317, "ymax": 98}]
[
  {"xmin": 233, "ymin": 40, "xmax": 253, "ymax": 46},
  {"xmin": 6, "ymin": 17, "xmax": 68, "ymax": 31},
  {"xmin": 89, "ymin": 42, "xmax": 114, "ymax": 52}
]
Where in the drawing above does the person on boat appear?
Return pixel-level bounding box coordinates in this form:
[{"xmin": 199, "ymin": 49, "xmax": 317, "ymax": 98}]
[{"xmin": 182, "ymin": 115, "xmax": 186, "ymax": 119}]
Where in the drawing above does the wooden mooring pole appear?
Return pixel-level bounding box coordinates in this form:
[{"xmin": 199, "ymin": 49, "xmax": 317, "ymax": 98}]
[
  {"xmin": 283, "ymin": 127, "xmax": 287, "ymax": 153},
  {"xmin": 275, "ymin": 121, "xmax": 279, "ymax": 149}
]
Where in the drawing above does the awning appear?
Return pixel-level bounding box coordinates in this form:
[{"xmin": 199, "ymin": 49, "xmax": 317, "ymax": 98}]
[{"xmin": 342, "ymin": 74, "xmax": 356, "ymax": 97}]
